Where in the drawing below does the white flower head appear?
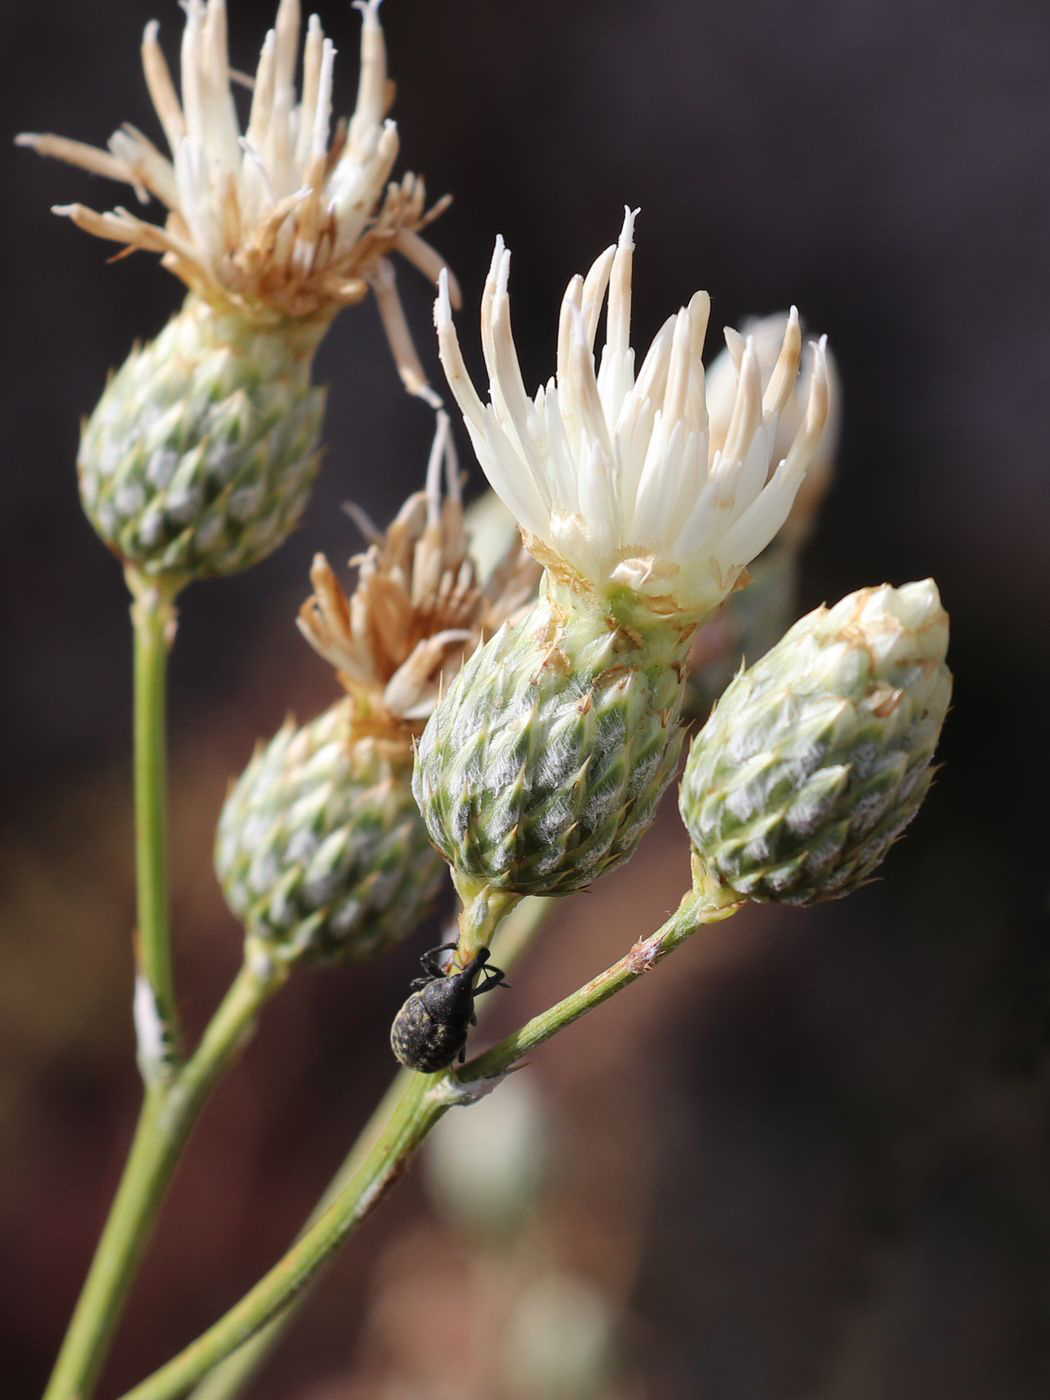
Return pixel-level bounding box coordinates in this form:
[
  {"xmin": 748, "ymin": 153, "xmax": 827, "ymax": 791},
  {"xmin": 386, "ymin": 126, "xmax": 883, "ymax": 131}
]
[
  {"xmin": 436, "ymin": 210, "xmax": 830, "ymax": 621},
  {"xmin": 18, "ymin": 0, "xmax": 456, "ymax": 346},
  {"xmin": 706, "ymin": 310, "xmax": 842, "ymax": 549}
]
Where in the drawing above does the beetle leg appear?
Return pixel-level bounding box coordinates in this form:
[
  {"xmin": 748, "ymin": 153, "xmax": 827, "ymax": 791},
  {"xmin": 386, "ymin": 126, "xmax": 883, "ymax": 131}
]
[
  {"xmin": 473, "ymin": 965, "xmax": 510, "ymax": 995},
  {"xmin": 419, "ymin": 942, "xmax": 457, "ymax": 978}
]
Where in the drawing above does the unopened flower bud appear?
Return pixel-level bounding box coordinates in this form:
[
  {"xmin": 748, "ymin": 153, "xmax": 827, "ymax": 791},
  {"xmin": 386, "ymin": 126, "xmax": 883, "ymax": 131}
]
[
  {"xmin": 680, "ymin": 580, "xmax": 951, "ymax": 905},
  {"xmin": 423, "ymin": 1075, "xmax": 552, "ymax": 1241},
  {"xmin": 503, "ymin": 1274, "xmax": 620, "ymax": 1400}
]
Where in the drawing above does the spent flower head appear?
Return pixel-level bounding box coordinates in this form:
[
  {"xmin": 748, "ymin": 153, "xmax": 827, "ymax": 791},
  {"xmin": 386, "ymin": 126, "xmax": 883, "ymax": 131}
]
[
  {"xmin": 436, "ymin": 209, "xmax": 830, "ymax": 623},
  {"xmin": 18, "ymin": 0, "xmax": 455, "ymax": 347},
  {"xmin": 298, "ymin": 413, "xmax": 539, "ymax": 732}
]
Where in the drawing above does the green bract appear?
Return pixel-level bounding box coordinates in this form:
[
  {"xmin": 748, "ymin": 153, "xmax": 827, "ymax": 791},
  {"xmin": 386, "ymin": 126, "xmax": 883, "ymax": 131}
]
[
  {"xmin": 216, "ymin": 701, "xmax": 444, "ymax": 966},
  {"xmin": 79, "ymin": 296, "xmax": 326, "ymax": 583},
  {"xmin": 413, "ymin": 576, "xmax": 692, "ymax": 896},
  {"xmin": 680, "ymin": 579, "xmax": 951, "ymax": 905}
]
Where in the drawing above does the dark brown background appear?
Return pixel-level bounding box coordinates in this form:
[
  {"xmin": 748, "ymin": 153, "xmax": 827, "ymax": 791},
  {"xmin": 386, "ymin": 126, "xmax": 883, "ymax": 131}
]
[{"xmin": 2, "ymin": 0, "xmax": 1048, "ymax": 1396}]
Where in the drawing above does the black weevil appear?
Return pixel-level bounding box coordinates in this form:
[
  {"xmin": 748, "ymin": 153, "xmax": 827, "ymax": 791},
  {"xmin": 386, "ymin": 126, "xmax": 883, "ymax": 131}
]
[{"xmin": 390, "ymin": 943, "xmax": 509, "ymax": 1072}]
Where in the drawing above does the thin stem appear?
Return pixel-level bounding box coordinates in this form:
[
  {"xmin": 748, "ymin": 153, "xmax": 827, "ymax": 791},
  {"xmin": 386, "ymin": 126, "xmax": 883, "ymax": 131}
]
[
  {"xmin": 42, "ymin": 960, "xmax": 285, "ymax": 1400},
  {"xmin": 119, "ymin": 1070, "xmax": 444, "ymax": 1400},
  {"xmin": 129, "ymin": 570, "xmax": 180, "ymax": 1077},
  {"xmin": 452, "ymin": 870, "xmax": 521, "ymax": 961},
  {"xmin": 186, "ymin": 1069, "xmax": 414, "ymax": 1400},
  {"xmin": 41, "ymin": 570, "xmax": 185, "ymax": 1400},
  {"xmin": 459, "ymin": 886, "xmax": 741, "ymax": 1083},
  {"xmin": 118, "ymin": 888, "xmax": 739, "ymax": 1400},
  {"xmin": 188, "ymin": 895, "xmax": 555, "ymax": 1400}
]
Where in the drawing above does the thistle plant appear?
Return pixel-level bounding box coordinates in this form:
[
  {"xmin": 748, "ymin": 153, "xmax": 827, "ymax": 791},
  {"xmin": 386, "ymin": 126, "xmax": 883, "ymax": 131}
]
[
  {"xmin": 415, "ymin": 212, "xmax": 830, "ymax": 932},
  {"xmin": 456, "ymin": 315, "xmax": 844, "ymax": 723},
  {"xmin": 20, "ymin": 4, "xmax": 456, "ymax": 1395},
  {"xmin": 19, "ymin": 0, "xmax": 451, "ymax": 585},
  {"xmin": 20, "ymin": 4, "xmax": 959, "ymax": 1398}
]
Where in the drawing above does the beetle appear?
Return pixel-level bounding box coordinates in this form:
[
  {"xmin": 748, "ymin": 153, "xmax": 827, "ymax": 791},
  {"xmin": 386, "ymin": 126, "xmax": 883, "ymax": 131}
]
[{"xmin": 390, "ymin": 943, "xmax": 509, "ymax": 1072}]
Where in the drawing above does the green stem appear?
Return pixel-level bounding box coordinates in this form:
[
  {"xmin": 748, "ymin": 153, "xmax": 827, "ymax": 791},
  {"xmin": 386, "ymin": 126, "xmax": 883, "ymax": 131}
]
[
  {"xmin": 452, "ymin": 871, "xmax": 521, "ymax": 961},
  {"xmin": 119, "ymin": 1070, "xmax": 444, "ymax": 1400},
  {"xmin": 41, "ymin": 569, "xmax": 186, "ymax": 1400},
  {"xmin": 188, "ymin": 895, "xmax": 555, "ymax": 1400},
  {"xmin": 42, "ymin": 960, "xmax": 285, "ymax": 1400},
  {"xmin": 118, "ymin": 889, "xmax": 739, "ymax": 1400},
  {"xmin": 129, "ymin": 570, "xmax": 180, "ymax": 1076},
  {"xmin": 186, "ymin": 1068, "xmax": 414, "ymax": 1400},
  {"xmin": 459, "ymin": 886, "xmax": 740, "ymax": 1084}
]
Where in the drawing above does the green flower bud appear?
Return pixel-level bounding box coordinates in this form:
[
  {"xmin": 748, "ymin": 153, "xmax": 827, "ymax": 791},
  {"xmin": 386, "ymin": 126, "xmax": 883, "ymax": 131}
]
[
  {"xmin": 680, "ymin": 580, "xmax": 951, "ymax": 905},
  {"xmin": 79, "ymin": 297, "xmax": 326, "ymax": 584},
  {"xmin": 413, "ymin": 575, "xmax": 692, "ymax": 896},
  {"xmin": 216, "ymin": 700, "xmax": 445, "ymax": 967}
]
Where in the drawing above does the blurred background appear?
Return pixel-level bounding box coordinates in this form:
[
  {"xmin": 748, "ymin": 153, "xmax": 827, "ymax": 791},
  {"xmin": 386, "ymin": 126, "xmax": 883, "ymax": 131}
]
[{"xmin": 2, "ymin": 0, "xmax": 1049, "ymax": 1395}]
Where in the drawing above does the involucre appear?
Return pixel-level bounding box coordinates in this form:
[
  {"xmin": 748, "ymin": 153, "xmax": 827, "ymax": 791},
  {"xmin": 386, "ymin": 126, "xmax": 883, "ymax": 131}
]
[
  {"xmin": 679, "ymin": 580, "xmax": 951, "ymax": 905},
  {"xmin": 413, "ymin": 577, "xmax": 690, "ymax": 895},
  {"xmin": 79, "ymin": 301, "xmax": 325, "ymax": 581}
]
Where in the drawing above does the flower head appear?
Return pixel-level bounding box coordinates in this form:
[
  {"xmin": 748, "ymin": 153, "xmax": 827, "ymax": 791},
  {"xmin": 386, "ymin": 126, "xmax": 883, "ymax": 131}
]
[
  {"xmin": 436, "ymin": 210, "xmax": 830, "ymax": 622},
  {"xmin": 706, "ymin": 310, "xmax": 842, "ymax": 550},
  {"xmin": 298, "ymin": 413, "xmax": 539, "ymax": 731},
  {"xmin": 680, "ymin": 579, "xmax": 951, "ymax": 905},
  {"xmin": 18, "ymin": 0, "xmax": 455, "ymax": 347}
]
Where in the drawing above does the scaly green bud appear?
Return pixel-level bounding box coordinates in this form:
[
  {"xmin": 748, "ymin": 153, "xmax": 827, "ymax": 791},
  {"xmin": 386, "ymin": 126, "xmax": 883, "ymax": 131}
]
[
  {"xmin": 79, "ymin": 297, "xmax": 326, "ymax": 583},
  {"xmin": 680, "ymin": 580, "xmax": 951, "ymax": 905},
  {"xmin": 413, "ymin": 574, "xmax": 692, "ymax": 896},
  {"xmin": 216, "ymin": 700, "xmax": 445, "ymax": 967}
]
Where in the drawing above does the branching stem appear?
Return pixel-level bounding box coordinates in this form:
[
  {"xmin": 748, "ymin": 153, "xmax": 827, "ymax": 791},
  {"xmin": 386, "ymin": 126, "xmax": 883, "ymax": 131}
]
[
  {"xmin": 42, "ymin": 959, "xmax": 285, "ymax": 1400},
  {"xmin": 118, "ymin": 886, "xmax": 740, "ymax": 1400},
  {"xmin": 42, "ymin": 567, "xmax": 290, "ymax": 1400},
  {"xmin": 187, "ymin": 894, "xmax": 555, "ymax": 1400}
]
